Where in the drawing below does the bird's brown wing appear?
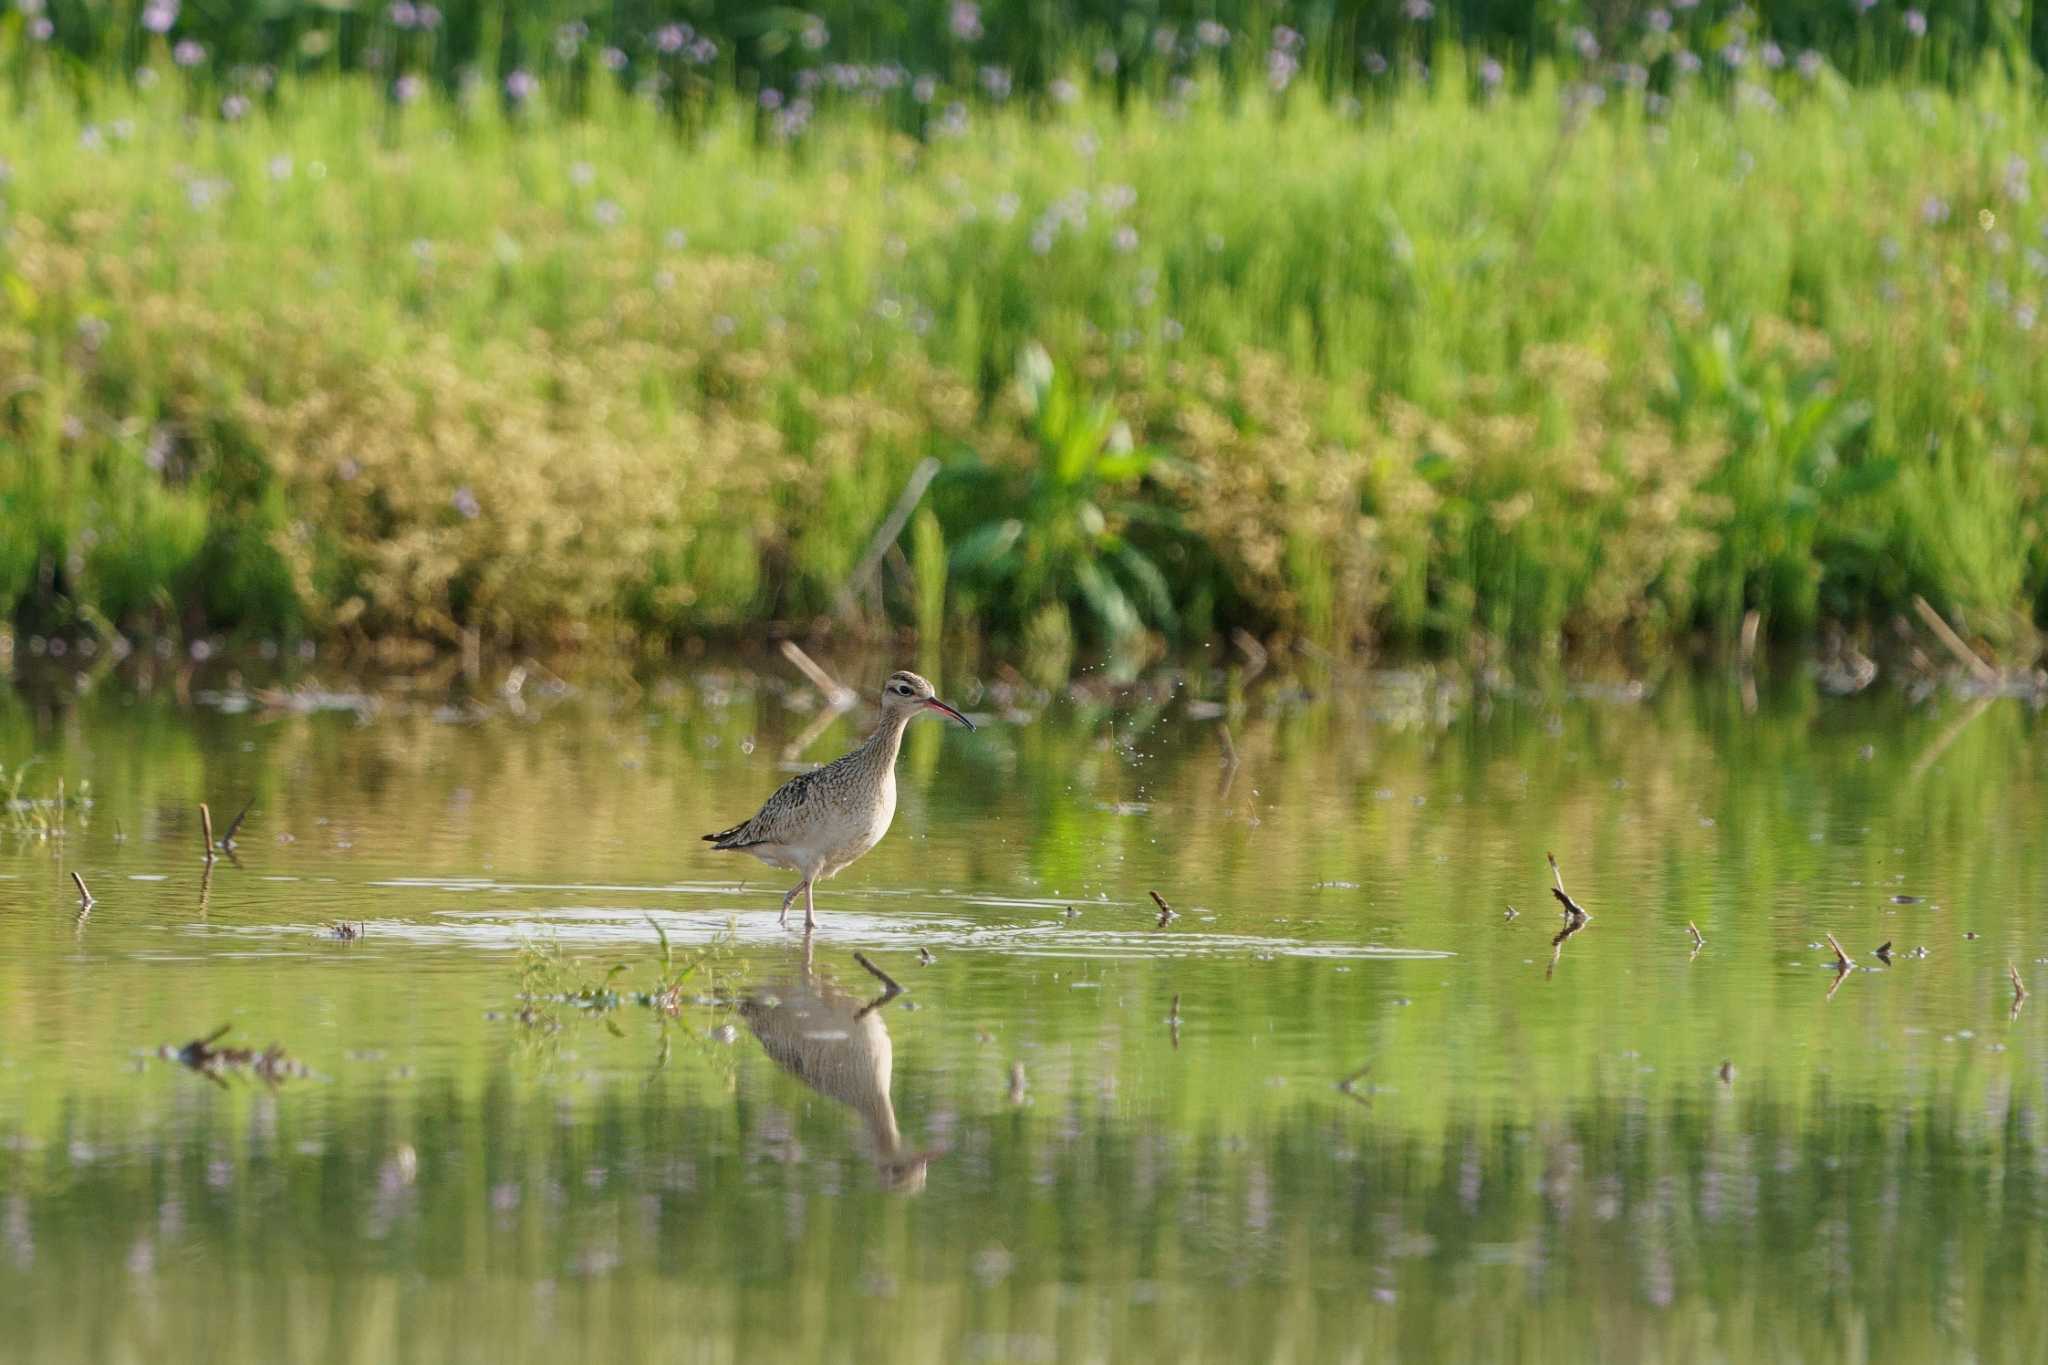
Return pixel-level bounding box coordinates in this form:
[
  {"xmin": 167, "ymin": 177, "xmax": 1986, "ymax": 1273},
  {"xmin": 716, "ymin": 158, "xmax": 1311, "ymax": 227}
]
[{"xmin": 703, "ymin": 766, "xmax": 822, "ymax": 847}]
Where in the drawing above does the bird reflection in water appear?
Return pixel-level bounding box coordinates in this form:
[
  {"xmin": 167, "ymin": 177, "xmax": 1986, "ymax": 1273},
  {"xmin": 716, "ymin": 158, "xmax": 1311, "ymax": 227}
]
[{"xmin": 738, "ymin": 935, "xmax": 936, "ymax": 1193}]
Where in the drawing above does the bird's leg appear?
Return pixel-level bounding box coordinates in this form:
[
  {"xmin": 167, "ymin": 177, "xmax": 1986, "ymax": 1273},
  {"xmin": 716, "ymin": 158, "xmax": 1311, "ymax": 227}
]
[
  {"xmin": 779, "ymin": 881, "xmax": 803, "ymax": 926},
  {"xmin": 803, "ymin": 880, "xmax": 817, "ymax": 930}
]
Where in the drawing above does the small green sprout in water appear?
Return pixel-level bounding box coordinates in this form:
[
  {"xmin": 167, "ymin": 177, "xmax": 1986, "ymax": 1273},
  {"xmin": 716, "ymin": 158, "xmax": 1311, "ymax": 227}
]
[
  {"xmin": 1, "ymin": 762, "xmax": 92, "ymax": 841},
  {"xmin": 513, "ymin": 918, "xmax": 734, "ymax": 1030}
]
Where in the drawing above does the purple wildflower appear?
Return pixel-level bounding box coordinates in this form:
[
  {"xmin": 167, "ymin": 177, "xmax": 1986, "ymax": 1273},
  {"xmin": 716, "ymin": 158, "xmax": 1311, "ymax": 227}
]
[
  {"xmin": 1479, "ymin": 57, "xmax": 1505, "ymax": 90},
  {"xmin": 416, "ymin": 4, "xmax": 440, "ymax": 29},
  {"xmin": 1403, "ymin": 0, "xmax": 1433, "ymax": 21},
  {"xmin": 655, "ymin": 24, "xmax": 688, "ymax": 54},
  {"xmin": 1049, "ymin": 78, "xmax": 1079, "ymax": 105},
  {"xmin": 220, "ymin": 94, "xmax": 249, "ymax": 120},
  {"xmin": 1093, "ymin": 47, "xmax": 1118, "ymax": 77},
  {"xmin": 504, "ymin": 69, "xmax": 536, "ymax": 101},
  {"xmin": 759, "ymin": 87, "xmax": 783, "ymax": 110},
  {"xmin": 28, "ymin": 15, "xmax": 51, "ymax": 39},
  {"xmin": 1761, "ymin": 42, "xmax": 1784, "ymax": 69},
  {"xmin": 1570, "ymin": 28, "xmax": 1598, "ymax": 61},
  {"xmin": 1152, "ymin": 26, "xmax": 1177, "ymax": 56},
  {"xmin": 1112, "ymin": 225, "xmax": 1138, "ymax": 253},
  {"xmin": 554, "ymin": 22, "xmax": 585, "ymax": 60},
  {"xmin": 142, "ymin": 0, "xmax": 177, "ymax": 35},
  {"xmin": 912, "ymin": 73, "xmax": 938, "ymax": 103},
  {"xmin": 773, "ymin": 97, "xmax": 812, "ymax": 140},
  {"xmin": 1273, "ymin": 25, "xmax": 1303, "ymax": 52},
  {"xmin": 800, "ymin": 17, "xmax": 828, "ymax": 51},
  {"xmin": 451, "ymin": 488, "xmax": 481, "ymax": 520},
  {"xmin": 173, "ymin": 39, "xmax": 204, "ymax": 67},
  {"xmin": 1197, "ymin": 21, "xmax": 1229, "ymax": 47},
  {"xmin": 1904, "ymin": 10, "xmax": 1926, "ymax": 38},
  {"xmin": 1797, "ymin": 49, "xmax": 1824, "ymax": 79},
  {"xmin": 949, "ymin": 1, "xmax": 982, "ymax": 42},
  {"xmin": 1674, "ymin": 49, "xmax": 1702, "ymax": 74},
  {"xmin": 1267, "ymin": 46, "xmax": 1298, "ymax": 92},
  {"xmin": 388, "ymin": 2, "xmax": 416, "ymax": 27},
  {"xmin": 1646, "ymin": 9, "xmax": 1671, "ymax": 34},
  {"xmin": 601, "ymin": 47, "xmax": 626, "ymax": 72},
  {"xmin": 593, "ymin": 199, "xmax": 623, "ymax": 227},
  {"xmin": 687, "ymin": 38, "xmax": 716, "ymax": 64},
  {"xmin": 979, "ymin": 65, "xmax": 1011, "ymax": 99},
  {"xmin": 1920, "ymin": 195, "xmax": 1950, "ymax": 226},
  {"xmin": 393, "ymin": 73, "xmax": 425, "ymax": 104},
  {"xmin": 1363, "ymin": 50, "xmax": 1389, "ymax": 76}
]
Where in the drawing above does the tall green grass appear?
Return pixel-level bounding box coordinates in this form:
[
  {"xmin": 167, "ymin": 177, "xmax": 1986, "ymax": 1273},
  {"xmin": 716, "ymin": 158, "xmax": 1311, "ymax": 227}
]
[{"xmin": 2, "ymin": 59, "xmax": 2046, "ymax": 656}]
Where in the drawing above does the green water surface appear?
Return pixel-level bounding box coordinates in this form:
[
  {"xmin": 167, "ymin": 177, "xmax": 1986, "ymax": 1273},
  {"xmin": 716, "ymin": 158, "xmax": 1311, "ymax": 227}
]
[{"xmin": 0, "ymin": 661, "xmax": 2042, "ymax": 1363}]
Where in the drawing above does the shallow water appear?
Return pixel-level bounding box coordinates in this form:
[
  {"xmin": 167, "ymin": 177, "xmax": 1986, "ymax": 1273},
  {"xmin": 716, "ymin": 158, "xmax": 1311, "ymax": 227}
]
[{"xmin": 0, "ymin": 661, "xmax": 2043, "ymax": 1363}]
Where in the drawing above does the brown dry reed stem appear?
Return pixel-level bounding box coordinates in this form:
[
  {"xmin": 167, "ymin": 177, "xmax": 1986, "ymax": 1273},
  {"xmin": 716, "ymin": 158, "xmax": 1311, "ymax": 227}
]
[
  {"xmin": 1150, "ymin": 890, "xmax": 1178, "ymax": 926},
  {"xmin": 2011, "ymin": 961, "xmax": 2029, "ymax": 998},
  {"xmin": 1687, "ymin": 921, "xmax": 1705, "ymax": 948},
  {"xmin": 1825, "ymin": 932, "xmax": 1854, "ymax": 969},
  {"xmin": 1912, "ymin": 595, "xmax": 2001, "ymax": 685},
  {"xmin": 780, "ymin": 641, "xmax": 854, "ymax": 710},
  {"xmin": 220, "ymin": 798, "xmax": 254, "ymax": 849},
  {"xmin": 852, "ymin": 951, "xmax": 904, "ymax": 997},
  {"xmin": 198, "ymin": 803, "xmax": 215, "ymax": 865},
  {"xmin": 1547, "ymin": 853, "xmax": 1590, "ymax": 919},
  {"xmin": 71, "ymin": 871, "xmax": 92, "ymax": 910}
]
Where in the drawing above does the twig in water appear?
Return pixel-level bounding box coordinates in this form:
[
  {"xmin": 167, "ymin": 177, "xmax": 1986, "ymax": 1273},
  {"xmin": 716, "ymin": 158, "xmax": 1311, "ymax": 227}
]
[
  {"xmin": 1912, "ymin": 595, "xmax": 2000, "ymax": 686},
  {"xmin": 1337, "ymin": 1063, "xmax": 1373, "ymax": 1104},
  {"xmin": 71, "ymin": 871, "xmax": 93, "ymax": 911},
  {"xmin": 1008, "ymin": 1061, "xmax": 1029, "ymax": 1106},
  {"xmin": 917, "ymin": 946, "xmax": 936, "ymax": 966},
  {"xmin": 1824, "ymin": 933, "xmax": 1854, "ymax": 969},
  {"xmin": 1150, "ymin": 890, "xmax": 1179, "ymax": 927},
  {"xmin": 779, "ymin": 640, "xmax": 855, "ymax": 710},
  {"xmin": 1687, "ymin": 921, "xmax": 1705, "ymax": 948},
  {"xmin": 2010, "ymin": 961, "xmax": 2029, "ymax": 999},
  {"xmin": 220, "ymin": 797, "xmax": 255, "ymax": 849},
  {"xmin": 1231, "ymin": 628, "xmax": 1268, "ymax": 683},
  {"xmin": 1169, "ymin": 993, "xmax": 1182, "ymax": 1050},
  {"xmin": 1217, "ymin": 723, "xmax": 1239, "ymax": 769},
  {"xmin": 1718, "ymin": 1060, "xmax": 1736, "ymax": 1086},
  {"xmin": 1739, "ymin": 609, "xmax": 1761, "ymax": 667},
  {"xmin": 199, "ymin": 803, "xmax": 216, "ymax": 864},
  {"xmin": 853, "ymin": 951, "xmax": 904, "ymax": 998},
  {"xmin": 1547, "ymin": 852, "xmax": 1590, "ymax": 919}
]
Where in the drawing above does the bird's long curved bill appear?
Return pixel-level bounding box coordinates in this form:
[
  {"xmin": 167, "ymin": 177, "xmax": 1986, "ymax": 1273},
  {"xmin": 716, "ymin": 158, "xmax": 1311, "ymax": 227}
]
[{"xmin": 925, "ymin": 698, "xmax": 974, "ymax": 730}]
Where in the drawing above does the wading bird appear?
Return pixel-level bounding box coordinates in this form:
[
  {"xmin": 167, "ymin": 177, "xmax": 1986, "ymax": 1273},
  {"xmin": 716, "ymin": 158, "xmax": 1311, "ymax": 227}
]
[{"xmin": 704, "ymin": 670, "xmax": 973, "ymax": 928}]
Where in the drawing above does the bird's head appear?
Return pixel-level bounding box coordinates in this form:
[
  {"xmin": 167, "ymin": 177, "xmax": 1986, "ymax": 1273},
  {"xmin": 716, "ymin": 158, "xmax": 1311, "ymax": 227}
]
[{"xmin": 879, "ymin": 670, "xmax": 973, "ymax": 729}]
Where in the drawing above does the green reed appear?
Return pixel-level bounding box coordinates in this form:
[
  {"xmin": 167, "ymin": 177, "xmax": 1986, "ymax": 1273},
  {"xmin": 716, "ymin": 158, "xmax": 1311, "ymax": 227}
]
[{"xmin": 2, "ymin": 58, "xmax": 2045, "ymax": 657}]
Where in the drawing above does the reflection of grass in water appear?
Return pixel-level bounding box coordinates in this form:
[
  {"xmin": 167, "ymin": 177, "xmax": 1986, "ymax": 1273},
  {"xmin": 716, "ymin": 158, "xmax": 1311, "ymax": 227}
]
[{"xmin": 514, "ymin": 916, "xmax": 736, "ymax": 1040}]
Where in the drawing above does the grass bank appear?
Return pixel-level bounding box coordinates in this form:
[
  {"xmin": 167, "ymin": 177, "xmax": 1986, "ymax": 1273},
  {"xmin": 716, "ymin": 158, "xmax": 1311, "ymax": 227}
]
[{"xmin": 3, "ymin": 63, "xmax": 2047, "ymax": 661}]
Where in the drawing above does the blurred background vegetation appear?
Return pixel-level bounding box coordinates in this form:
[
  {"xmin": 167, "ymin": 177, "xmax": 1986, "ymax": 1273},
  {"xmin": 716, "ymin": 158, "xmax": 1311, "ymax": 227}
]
[{"xmin": 2, "ymin": 1, "xmax": 2047, "ymax": 663}]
